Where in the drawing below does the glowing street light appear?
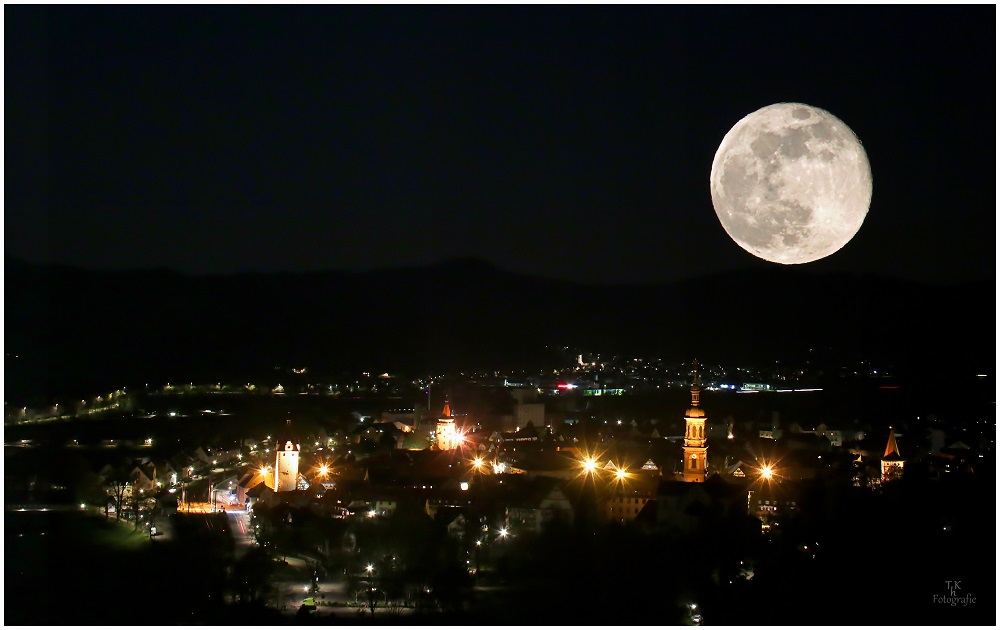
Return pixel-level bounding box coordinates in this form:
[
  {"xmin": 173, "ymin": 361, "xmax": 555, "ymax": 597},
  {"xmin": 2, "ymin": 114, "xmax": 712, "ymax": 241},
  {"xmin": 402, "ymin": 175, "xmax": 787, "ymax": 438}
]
[
  {"xmin": 581, "ymin": 458, "xmax": 598, "ymax": 474},
  {"xmin": 614, "ymin": 467, "xmax": 629, "ymax": 481},
  {"xmin": 498, "ymin": 528, "xmax": 508, "ymax": 539},
  {"xmin": 760, "ymin": 465, "xmax": 774, "ymax": 480},
  {"xmin": 318, "ymin": 465, "xmax": 329, "ymax": 477},
  {"xmin": 366, "ymin": 564, "xmax": 374, "ymax": 574}
]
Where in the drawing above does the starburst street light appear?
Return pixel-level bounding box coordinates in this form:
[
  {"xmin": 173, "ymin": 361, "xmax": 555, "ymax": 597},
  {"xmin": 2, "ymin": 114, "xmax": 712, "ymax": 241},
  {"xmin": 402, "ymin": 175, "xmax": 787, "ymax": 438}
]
[
  {"xmin": 498, "ymin": 528, "xmax": 508, "ymax": 539},
  {"xmin": 760, "ymin": 465, "xmax": 774, "ymax": 480},
  {"xmin": 581, "ymin": 457, "xmax": 598, "ymax": 474},
  {"xmin": 318, "ymin": 465, "xmax": 329, "ymax": 477}
]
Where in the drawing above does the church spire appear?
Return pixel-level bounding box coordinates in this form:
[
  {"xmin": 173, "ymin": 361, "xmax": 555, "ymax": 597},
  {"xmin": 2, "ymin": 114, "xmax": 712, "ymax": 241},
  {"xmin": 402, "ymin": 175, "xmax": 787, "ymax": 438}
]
[
  {"xmin": 441, "ymin": 397, "xmax": 452, "ymax": 418},
  {"xmin": 884, "ymin": 427, "xmax": 901, "ymax": 459},
  {"xmin": 690, "ymin": 359, "xmax": 702, "ymax": 408}
]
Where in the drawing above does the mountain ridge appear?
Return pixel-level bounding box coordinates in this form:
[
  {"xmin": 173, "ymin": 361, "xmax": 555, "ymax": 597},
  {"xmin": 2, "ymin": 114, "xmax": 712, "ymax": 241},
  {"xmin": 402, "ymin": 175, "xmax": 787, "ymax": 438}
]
[{"xmin": 5, "ymin": 256, "xmax": 992, "ymax": 402}]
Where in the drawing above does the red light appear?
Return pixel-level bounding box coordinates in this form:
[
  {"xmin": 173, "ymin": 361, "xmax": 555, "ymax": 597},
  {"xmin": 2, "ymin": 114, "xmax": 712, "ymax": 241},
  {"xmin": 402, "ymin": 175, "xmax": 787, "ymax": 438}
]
[{"xmin": 557, "ymin": 383, "xmax": 569, "ymax": 390}]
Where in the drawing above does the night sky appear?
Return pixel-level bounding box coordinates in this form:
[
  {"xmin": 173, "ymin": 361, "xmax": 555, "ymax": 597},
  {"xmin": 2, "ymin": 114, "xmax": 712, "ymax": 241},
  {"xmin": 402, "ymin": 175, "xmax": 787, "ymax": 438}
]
[{"xmin": 6, "ymin": 6, "xmax": 994, "ymax": 285}]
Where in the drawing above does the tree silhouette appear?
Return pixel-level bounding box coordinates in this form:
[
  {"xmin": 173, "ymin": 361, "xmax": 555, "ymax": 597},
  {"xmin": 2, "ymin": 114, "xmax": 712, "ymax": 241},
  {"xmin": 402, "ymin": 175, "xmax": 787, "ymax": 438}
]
[{"xmin": 104, "ymin": 465, "xmax": 131, "ymax": 521}]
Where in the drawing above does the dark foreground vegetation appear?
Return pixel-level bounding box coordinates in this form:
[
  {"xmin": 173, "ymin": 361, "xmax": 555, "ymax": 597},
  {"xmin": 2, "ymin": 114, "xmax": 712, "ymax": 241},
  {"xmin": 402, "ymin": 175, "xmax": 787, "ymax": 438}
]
[{"xmin": 6, "ymin": 464, "xmax": 993, "ymax": 626}]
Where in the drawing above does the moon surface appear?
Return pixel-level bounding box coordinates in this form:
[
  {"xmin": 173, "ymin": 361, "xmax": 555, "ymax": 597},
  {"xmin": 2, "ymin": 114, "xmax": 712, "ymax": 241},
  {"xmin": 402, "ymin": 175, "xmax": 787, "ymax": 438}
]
[{"xmin": 710, "ymin": 103, "xmax": 872, "ymax": 264}]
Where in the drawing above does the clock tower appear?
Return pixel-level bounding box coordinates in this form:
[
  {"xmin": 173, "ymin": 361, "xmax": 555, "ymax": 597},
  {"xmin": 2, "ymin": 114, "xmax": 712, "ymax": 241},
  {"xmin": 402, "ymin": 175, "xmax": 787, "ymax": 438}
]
[{"xmin": 683, "ymin": 362, "xmax": 708, "ymax": 483}]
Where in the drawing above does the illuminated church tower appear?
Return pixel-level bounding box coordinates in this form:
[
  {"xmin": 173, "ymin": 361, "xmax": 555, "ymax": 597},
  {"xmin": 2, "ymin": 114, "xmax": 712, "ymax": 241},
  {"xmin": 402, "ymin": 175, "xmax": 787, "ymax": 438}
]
[
  {"xmin": 683, "ymin": 362, "xmax": 708, "ymax": 483},
  {"xmin": 275, "ymin": 419, "xmax": 300, "ymax": 492}
]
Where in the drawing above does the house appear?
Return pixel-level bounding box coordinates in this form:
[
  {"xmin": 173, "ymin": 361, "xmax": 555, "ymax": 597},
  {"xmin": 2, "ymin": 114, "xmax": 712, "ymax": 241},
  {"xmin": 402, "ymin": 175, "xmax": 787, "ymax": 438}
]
[
  {"xmin": 748, "ymin": 480, "xmax": 801, "ymax": 527},
  {"xmin": 506, "ymin": 476, "xmax": 574, "ymax": 532},
  {"xmin": 605, "ymin": 474, "xmax": 658, "ymax": 524},
  {"xmin": 246, "ymin": 482, "xmax": 276, "ymax": 510},
  {"xmin": 130, "ymin": 460, "xmax": 158, "ymax": 493}
]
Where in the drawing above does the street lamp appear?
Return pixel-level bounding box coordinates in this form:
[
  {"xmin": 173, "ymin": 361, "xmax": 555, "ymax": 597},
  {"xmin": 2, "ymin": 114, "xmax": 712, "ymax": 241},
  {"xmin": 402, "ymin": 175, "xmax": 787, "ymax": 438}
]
[{"xmin": 760, "ymin": 465, "xmax": 774, "ymax": 480}]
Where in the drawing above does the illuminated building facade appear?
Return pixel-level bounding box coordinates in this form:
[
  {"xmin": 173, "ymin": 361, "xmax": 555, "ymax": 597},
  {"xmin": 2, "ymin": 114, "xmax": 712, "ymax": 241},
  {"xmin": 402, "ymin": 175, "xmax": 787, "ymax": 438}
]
[
  {"xmin": 275, "ymin": 419, "xmax": 300, "ymax": 492},
  {"xmin": 683, "ymin": 364, "xmax": 708, "ymax": 483}
]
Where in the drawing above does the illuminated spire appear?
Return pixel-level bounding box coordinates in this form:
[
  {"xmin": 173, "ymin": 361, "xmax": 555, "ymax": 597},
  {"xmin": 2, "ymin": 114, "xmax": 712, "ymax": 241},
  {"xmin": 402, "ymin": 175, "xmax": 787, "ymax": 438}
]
[
  {"xmin": 884, "ymin": 427, "xmax": 901, "ymax": 459},
  {"xmin": 441, "ymin": 398, "xmax": 452, "ymax": 418},
  {"xmin": 690, "ymin": 359, "xmax": 701, "ymax": 408}
]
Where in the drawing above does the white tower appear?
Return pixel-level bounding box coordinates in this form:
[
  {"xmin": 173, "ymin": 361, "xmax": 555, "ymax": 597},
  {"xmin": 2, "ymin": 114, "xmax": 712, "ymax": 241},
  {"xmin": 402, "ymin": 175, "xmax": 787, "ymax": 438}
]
[
  {"xmin": 436, "ymin": 399, "xmax": 460, "ymax": 451},
  {"xmin": 275, "ymin": 419, "xmax": 300, "ymax": 492}
]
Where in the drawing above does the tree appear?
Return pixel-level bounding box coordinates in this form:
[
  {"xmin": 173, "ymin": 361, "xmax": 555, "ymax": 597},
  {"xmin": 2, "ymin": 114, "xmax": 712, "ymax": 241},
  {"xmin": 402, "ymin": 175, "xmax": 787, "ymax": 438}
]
[
  {"xmin": 229, "ymin": 546, "xmax": 278, "ymax": 605},
  {"xmin": 104, "ymin": 466, "xmax": 131, "ymax": 521}
]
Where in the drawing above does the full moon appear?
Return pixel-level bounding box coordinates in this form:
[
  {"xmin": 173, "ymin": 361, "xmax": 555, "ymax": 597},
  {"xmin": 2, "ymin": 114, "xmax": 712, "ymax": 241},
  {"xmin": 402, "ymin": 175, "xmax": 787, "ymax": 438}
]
[{"xmin": 710, "ymin": 102, "xmax": 872, "ymax": 264}]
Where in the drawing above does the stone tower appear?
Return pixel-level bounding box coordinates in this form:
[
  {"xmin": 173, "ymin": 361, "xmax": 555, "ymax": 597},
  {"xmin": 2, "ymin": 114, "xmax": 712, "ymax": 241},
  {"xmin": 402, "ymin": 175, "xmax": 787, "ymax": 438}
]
[
  {"xmin": 683, "ymin": 362, "xmax": 708, "ymax": 483},
  {"xmin": 435, "ymin": 398, "xmax": 460, "ymax": 451},
  {"xmin": 275, "ymin": 419, "xmax": 300, "ymax": 492},
  {"xmin": 881, "ymin": 427, "xmax": 904, "ymax": 482}
]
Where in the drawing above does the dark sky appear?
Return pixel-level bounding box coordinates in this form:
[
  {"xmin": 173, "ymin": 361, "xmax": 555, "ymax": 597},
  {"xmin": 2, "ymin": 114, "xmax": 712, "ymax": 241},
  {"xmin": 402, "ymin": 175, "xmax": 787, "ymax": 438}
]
[{"xmin": 6, "ymin": 6, "xmax": 994, "ymax": 285}]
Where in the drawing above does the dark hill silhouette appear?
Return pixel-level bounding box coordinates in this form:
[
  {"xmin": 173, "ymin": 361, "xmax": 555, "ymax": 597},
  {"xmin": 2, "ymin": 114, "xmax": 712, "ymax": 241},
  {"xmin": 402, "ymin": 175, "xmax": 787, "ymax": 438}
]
[{"xmin": 5, "ymin": 257, "xmax": 992, "ymax": 402}]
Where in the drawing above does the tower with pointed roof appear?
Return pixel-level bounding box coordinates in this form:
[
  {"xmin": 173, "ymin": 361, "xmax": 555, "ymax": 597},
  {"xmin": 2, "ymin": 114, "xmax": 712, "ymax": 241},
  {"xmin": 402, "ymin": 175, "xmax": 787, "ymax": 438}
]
[
  {"xmin": 881, "ymin": 427, "xmax": 904, "ymax": 482},
  {"xmin": 683, "ymin": 361, "xmax": 708, "ymax": 483},
  {"xmin": 275, "ymin": 419, "xmax": 300, "ymax": 492},
  {"xmin": 436, "ymin": 398, "xmax": 460, "ymax": 451}
]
